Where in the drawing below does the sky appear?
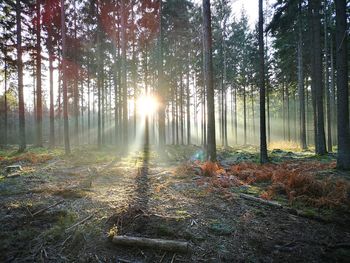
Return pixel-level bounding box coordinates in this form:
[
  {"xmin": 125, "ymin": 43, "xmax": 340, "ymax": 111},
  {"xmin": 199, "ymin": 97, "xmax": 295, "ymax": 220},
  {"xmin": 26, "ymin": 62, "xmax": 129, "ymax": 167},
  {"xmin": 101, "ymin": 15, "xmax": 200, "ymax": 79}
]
[{"xmin": 194, "ymin": 0, "xmax": 276, "ymax": 28}]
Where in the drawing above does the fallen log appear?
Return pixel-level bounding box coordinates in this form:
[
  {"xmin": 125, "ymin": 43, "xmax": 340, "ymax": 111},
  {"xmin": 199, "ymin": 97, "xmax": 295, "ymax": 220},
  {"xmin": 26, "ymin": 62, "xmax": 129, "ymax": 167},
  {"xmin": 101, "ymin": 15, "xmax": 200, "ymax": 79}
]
[
  {"xmin": 112, "ymin": 235, "xmax": 189, "ymax": 253},
  {"xmin": 240, "ymin": 193, "xmax": 283, "ymax": 209},
  {"xmin": 239, "ymin": 193, "xmax": 330, "ymax": 223}
]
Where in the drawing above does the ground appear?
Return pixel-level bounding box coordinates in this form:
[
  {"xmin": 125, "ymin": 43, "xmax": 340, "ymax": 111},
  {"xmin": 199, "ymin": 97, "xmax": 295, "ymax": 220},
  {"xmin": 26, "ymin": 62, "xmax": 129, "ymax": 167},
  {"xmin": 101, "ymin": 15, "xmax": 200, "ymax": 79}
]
[{"xmin": 0, "ymin": 145, "xmax": 349, "ymax": 262}]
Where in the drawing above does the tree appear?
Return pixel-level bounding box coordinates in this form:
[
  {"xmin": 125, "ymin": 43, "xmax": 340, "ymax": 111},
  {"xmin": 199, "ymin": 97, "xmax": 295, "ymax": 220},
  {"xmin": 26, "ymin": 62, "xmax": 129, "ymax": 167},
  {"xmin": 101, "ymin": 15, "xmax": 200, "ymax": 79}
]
[
  {"xmin": 121, "ymin": 0, "xmax": 128, "ymax": 150},
  {"xmin": 259, "ymin": 0, "xmax": 268, "ymax": 163},
  {"xmin": 310, "ymin": 0, "xmax": 326, "ymax": 155},
  {"xmin": 202, "ymin": 0, "xmax": 216, "ymax": 161},
  {"xmin": 16, "ymin": 0, "xmax": 26, "ymax": 152},
  {"xmin": 36, "ymin": 0, "xmax": 43, "ymax": 147},
  {"xmin": 335, "ymin": 0, "xmax": 350, "ymax": 170},
  {"xmin": 61, "ymin": 0, "xmax": 70, "ymax": 154},
  {"xmin": 158, "ymin": 0, "xmax": 166, "ymax": 147},
  {"xmin": 297, "ymin": 0, "xmax": 307, "ymax": 150}
]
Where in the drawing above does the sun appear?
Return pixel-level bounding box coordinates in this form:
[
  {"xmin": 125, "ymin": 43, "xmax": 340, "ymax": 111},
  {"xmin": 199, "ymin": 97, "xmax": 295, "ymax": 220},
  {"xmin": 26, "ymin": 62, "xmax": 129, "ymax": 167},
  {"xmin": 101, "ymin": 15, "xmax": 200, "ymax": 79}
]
[{"xmin": 137, "ymin": 94, "xmax": 159, "ymax": 116}]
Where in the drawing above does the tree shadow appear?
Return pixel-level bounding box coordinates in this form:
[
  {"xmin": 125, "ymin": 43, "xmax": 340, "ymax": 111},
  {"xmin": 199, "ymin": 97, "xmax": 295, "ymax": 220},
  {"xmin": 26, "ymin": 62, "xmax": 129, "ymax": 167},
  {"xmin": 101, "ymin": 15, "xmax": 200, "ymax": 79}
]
[{"xmin": 132, "ymin": 116, "xmax": 150, "ymax": 211}]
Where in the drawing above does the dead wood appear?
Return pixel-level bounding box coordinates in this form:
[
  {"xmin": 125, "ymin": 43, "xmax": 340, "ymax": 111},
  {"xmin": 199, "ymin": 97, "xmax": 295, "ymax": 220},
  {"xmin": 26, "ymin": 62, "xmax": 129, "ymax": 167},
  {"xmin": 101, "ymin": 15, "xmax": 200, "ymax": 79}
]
[
  {"xmin": 65, "ymin": 214, "xmax": 94, "ymax": 232},
  {"xmin": 31, "ymin": 200, "xmax": 64, "ymax": 216},
  {"xmin": 240, "ymin": 193, "xmax": 283, "ymax": 208},
  {"xmin": 239, "ymin": 193, "xmax": 330, "ymax": 223},
  {"xmin": 112, "ymin": 235, "xmax": 189, "ymax": 253}
]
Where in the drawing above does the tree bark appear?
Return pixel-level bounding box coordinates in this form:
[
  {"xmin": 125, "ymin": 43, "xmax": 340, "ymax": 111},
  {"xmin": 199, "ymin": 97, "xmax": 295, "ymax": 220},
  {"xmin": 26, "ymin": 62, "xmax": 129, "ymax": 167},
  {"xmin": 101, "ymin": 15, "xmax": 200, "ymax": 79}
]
[
  {"xmin": 121, "ymin": 0, "xmax": 128, "ymax": 150},
  {"xmin": 158, "ymin": 0, "xmax": 166, "ymax": 147},
  {"xmin": 202, "ymin": 0, "xmax": 216, "ymax": 161},
  {"xmin": 61, "ymin": 0, "xmax": 70, "ymax": 154},
  {"xmin": 335, "ymin": 0, "xmax": 350, "ymax": 170},
  {"xmin": 36, "ymin": 0, "xmax": 42, "ymax": 147},
  {"xmin": 259, "ymin": 0, "xmax": 268, "ymax": 163},
  {"xmin": 297, "ymin": 0, "xmax": 307, "ymax": 150},
  {"xmin": 48, "ymin": 24, "xmax": 55, "ymax": 148},
  {"xmin": 16, "ymin": 0, "xmax": 26, "ymax": 152},
  {"xmin": 311, "ymin": 0, "xmax": 327, "ymax": 154}
]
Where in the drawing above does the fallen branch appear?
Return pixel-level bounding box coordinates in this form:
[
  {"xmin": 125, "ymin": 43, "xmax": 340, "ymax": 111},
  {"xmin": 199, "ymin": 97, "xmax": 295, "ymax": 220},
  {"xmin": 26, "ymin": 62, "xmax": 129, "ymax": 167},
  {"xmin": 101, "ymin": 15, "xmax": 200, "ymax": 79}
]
[
  {"xmin": 112, "ymin": 235, "xmax": 189, "ymax": 253},
  {"xmin": 239, "ymin": 193, "xmax": 330, "ymax": 223},
  {"xmin": 240, "ymin": 193, "xmax": 283, "ymax": 209},
  {"xmin": 32, "ymin": 200, "xmax": 64, "ymax": 216},
  {"xmin": 66, "ymin": 214, "xmax": 93, "ymax": 232}
]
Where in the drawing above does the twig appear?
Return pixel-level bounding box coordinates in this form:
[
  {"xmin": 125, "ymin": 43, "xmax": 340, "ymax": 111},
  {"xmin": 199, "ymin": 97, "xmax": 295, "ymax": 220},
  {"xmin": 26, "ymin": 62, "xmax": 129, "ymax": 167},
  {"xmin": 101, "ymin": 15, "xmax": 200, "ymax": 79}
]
[
  {"xmin": 26, "ymin": 206, "xmax": 33, "ymax": 217},
  {"xmin": 171, "ymin": 253, "xmax": 176, "ymax": 263},
  {"xmin": 32, "ymin": 200, "xmax": 64, "ymax": 217},
  {"xmin": 61, "ymin": 234, "xmax": 72, "ymax": 247},
  {"xmin": 159, "ymin": 252, "xmax": 166, "ymax": 263},
  {"xmin": 65, "ymin": 214, "xmax": 93, "ymax": 232}
]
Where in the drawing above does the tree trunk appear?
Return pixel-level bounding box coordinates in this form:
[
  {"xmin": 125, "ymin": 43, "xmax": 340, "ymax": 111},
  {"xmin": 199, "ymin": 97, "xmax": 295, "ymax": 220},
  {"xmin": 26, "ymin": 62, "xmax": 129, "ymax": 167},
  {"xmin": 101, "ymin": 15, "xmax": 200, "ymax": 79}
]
[
  {"xmin": 297, "ymin": 0, "xmax": 307, "ymax": 150},
  {"xmin": 324, "ymin": 1, "xmax": 332, "ymax": 152},
  {"xmin": 16, "ymin": 0, "xmax": 26, "ymax": 152},
  {"xmin": 259, "ymin": 0, "xmax": 268, "ymax": 163},
  {"xmin": 3, "ymin": 52, "xmax": 8, "ymax": 145},
  {"xmin": 121, "ymin": 0, "xmax": 128, "ymax": 150},
  {"xmin": 73, "ymin": 0, "xmax": 79, "ymax": 145},
  {"xmin": 158, "ymin": 0, "xmax": 166, "ymax": 147},
  {"xmin": 36, "ymin": 0, "xmax": 42, "ymax": 147},
  {"xmin": 243, "ymin": 86, "xmax": 247, "ymax": 145},
  {"xmin": 48, "ymin": 24, "xmax": 55, "ymax": 148},
  {"xmin": 335, "ymin": 0, "xmax": 350, "ymax": 170},
  {"xmin": 61, "ymin": 0, "xmax": 70, "ymax": 154},
  {"xmin": 202, "ymin": 0, "xmax": 216, "ymax": 161},
  {"xmin": 186, "ymin": 55, "xmax": 191, "ymax": 145},
  {"xmin": 311, "ymin": 0, "xmax": 327, "ymax": 154}
]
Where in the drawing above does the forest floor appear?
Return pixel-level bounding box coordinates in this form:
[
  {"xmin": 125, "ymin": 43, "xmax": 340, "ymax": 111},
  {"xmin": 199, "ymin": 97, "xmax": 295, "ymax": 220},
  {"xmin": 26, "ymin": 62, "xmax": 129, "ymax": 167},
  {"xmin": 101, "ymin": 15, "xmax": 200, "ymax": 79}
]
[{"xmin": 0, "ymin": 144, "xmax": 350, "ymax": 262}]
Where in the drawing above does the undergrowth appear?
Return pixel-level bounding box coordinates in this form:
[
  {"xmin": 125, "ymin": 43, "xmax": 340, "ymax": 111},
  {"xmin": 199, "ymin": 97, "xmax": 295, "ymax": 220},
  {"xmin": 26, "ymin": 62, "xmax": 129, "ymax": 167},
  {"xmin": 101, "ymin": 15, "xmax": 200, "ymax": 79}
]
[{"xmin": 195, "ymin": 160, "xmax": 350, "ymax": 210}]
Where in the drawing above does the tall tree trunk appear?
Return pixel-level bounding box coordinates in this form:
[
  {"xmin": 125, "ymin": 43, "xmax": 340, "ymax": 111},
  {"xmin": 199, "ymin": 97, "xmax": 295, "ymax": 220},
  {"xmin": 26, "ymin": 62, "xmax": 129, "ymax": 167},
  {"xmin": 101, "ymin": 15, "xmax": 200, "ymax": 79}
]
[
  {"xmin": 36, "ymin": 0, "xmax": 42, "ymax": 147},
  {"xmin": 324, "ymin": 1, "xmax": 332, "ymax": 152},
  {"xmin": 202, "ymin": 0, "xmax": 216, "ymax": 161},
  {"xmin": 251, "ymin": 84, "xmax": 255, "ymax": 140},
  {"xmin": 158, "ymin": 0, "xmax": 166, "ymax": 147},
  {"xmin": 330, "ymin": 36, "xmax": 337, "ymax": 145},
  {"xmin": 48, "ymin": 24, "xmax": 55, "ymax": 148},
  {"xmin": 180, "ymin": 75, "xmax": 184, "ymax": 145},
  {"xmin": 297, "ymin": 0, "xmax": 307, "ymax": 150},
  {"xmin": 121, "ymin": 0, "xmax": 128, "ymax": 149},
  {"xmin": 335, "ymin": 0, "xmax": 350, "ymax": 170},
  {"xmin": 16, "ymin": 0, "xmax": 26, "ymax": 152},
  {"xmin": 311, "ymin": 0, "xmax": 327, "ymax": 154},
  {"xmin": 58, "ymin": 54, "xmax": 62, "ymax": 145},
  {"xmin": 3, "ymin": 52, "xmax": 8, "ymax": 145},
  {"xmin": 243, "ymin": 86, "xmax": 247, "ymax": 145},
  {"xmin": 61, "ymin": 0, "xmax": 70, "ymax": 154},
  {"xmin": 186, "ymin": 55, "xmax": 191, "ymax": 145},
  {"xmin": 286, "ymin": 84, "xmax": 290, "ymax": 141},
  {"xmin": 259, "ymin": 0, "xmax": 268, "ymax": 163},
  {"xmin": 73, "ymin": 0, "xmax": 79, "ymax": 145},
  {"xmin": 87, "ymin": 55, "xmax": 91, "ymax": 144},
  {"xmin": 234, "ymin": 86, "xmax": 237, "ymax": 144}
]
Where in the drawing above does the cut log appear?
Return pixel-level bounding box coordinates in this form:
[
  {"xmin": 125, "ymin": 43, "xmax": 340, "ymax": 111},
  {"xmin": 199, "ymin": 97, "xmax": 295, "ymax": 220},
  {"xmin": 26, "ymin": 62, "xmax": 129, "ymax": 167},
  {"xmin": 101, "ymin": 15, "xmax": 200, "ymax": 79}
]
[
  {"xmin": 112, "ymin": 235, "xmax": 189, "ymax": 253},
  {"xmin": 239, "ymin": 193, "xmax": 330, "ymax": 223},
  {"xmin": 240, "ymin": 193, "xmax": 283, "ymax": 209},
  {"xmin": 5, "ymin": 165, "xmax": 23, "ymax": 173}
]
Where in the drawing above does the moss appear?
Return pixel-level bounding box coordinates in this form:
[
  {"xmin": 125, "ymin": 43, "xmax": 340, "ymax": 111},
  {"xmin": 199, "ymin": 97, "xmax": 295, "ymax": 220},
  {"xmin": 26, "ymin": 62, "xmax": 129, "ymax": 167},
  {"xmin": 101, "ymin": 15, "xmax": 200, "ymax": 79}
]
[
  {"xmin": 44, "ymin": 211, "xmax": 76, "ymax": 241},
  {"xmin": 155, "ymin": 224, "xmax": 176, "ymax": 237},
  {"xmin": 209, "ymin": 222, "xmax": 234, "ymax": 236}
]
